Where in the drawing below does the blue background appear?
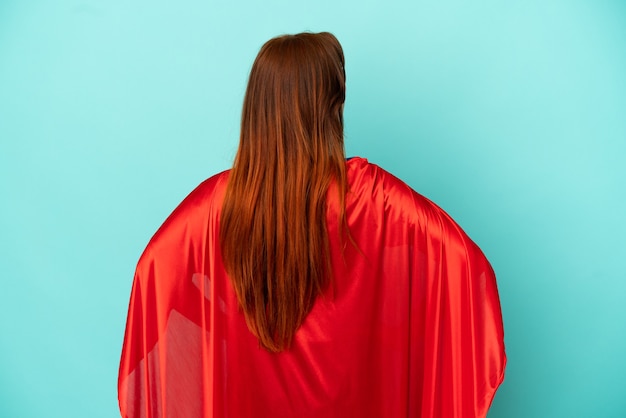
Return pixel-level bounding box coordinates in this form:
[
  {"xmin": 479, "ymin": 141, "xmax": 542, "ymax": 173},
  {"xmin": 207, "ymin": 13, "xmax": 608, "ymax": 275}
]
[{"xmin": 1, "ymin": 1, "xmax": 625, "ymax": 417}]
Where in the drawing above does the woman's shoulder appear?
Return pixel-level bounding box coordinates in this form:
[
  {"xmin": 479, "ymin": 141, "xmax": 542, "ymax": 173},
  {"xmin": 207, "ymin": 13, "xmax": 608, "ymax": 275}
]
[
  {"xmin": 346, "ymin": 157, "xmax": 465, "ymax": 237},
  {"xmin": 181, "ymin": 169, "xmax": 231, "ymax": 209},
  {"xmin": 139, "ymin": 170, "xmax": 230, "ymax": 263},
  {"xmin": 347, "ymin": 157, "xmax": 434, "ymax": 213},
  {"xmin": 347, "ymin": 156, "xmax": 422, "ymax": 195}
]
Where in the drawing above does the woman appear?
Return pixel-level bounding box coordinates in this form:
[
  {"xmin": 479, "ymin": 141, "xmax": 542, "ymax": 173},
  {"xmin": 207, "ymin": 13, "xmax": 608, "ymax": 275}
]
[{"xmin": 119, "ymin": 32, "xmax": 505, "ymax": 418}]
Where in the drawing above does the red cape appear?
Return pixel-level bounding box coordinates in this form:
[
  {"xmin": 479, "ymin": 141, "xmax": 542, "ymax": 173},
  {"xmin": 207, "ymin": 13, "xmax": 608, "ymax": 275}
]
[{"xmin": 119, "ymin": 157, "xmax": 506, "ymax": 417}]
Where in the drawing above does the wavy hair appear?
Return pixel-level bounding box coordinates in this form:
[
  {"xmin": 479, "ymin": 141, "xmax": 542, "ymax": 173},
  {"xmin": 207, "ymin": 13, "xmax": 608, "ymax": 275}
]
[{"xmin": 219, "ymin": 32, "xmax": 347, "ymax": 352}]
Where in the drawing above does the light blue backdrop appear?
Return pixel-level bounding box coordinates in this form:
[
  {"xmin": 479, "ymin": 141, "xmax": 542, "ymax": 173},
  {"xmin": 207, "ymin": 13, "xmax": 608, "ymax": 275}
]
[{"xmin": 1, "ymin": 1, "xmax": 624, "ymax": 417}]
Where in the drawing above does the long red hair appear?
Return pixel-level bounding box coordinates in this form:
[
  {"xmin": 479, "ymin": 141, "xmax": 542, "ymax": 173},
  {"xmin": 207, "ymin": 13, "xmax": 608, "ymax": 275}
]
[{"xmin": 219, "ymin": 32, "xmax": 347, "ymax": 352}]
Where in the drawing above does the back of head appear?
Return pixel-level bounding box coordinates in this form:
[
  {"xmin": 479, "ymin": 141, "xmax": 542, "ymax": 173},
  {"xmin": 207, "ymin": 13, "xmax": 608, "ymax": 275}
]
[
  {"xmin": 220, "ymin": 32, "xmax": 347, "ymax": 352},
  {"xmin": 241, "ymin": 32, "xmax": 345, "ymax": 156}
]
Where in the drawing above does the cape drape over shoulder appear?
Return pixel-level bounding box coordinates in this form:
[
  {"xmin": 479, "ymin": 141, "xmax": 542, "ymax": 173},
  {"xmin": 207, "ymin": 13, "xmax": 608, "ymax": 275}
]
[{"xmin": 118, "ymin": 157, "xmax": 506, "ymax": 418}]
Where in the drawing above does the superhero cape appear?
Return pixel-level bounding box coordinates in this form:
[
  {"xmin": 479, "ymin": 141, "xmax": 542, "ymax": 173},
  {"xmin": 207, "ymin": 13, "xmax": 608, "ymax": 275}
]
[{"xmin": 118, "ymin": 157, "xmax": 506, "ymax": 418}]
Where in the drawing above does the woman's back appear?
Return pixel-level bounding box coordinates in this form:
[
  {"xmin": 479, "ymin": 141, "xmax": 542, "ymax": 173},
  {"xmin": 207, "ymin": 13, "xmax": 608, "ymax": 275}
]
[{"xmin": 118, "ymin": 157, "xmax": 505, "ymax": 418}]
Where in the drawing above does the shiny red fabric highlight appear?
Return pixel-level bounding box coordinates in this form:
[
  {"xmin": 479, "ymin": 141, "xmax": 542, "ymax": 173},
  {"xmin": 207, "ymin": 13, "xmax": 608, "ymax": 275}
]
[{"xmin": 118, "ymin": 157, "xmax": 506, "ymax": 417}]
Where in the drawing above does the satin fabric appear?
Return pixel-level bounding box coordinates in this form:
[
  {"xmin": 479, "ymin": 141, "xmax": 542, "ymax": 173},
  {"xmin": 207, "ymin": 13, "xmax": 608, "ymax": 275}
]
[{"xmin": 118, "ymin": 157, "xmax": 506, "ymax": 418}]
